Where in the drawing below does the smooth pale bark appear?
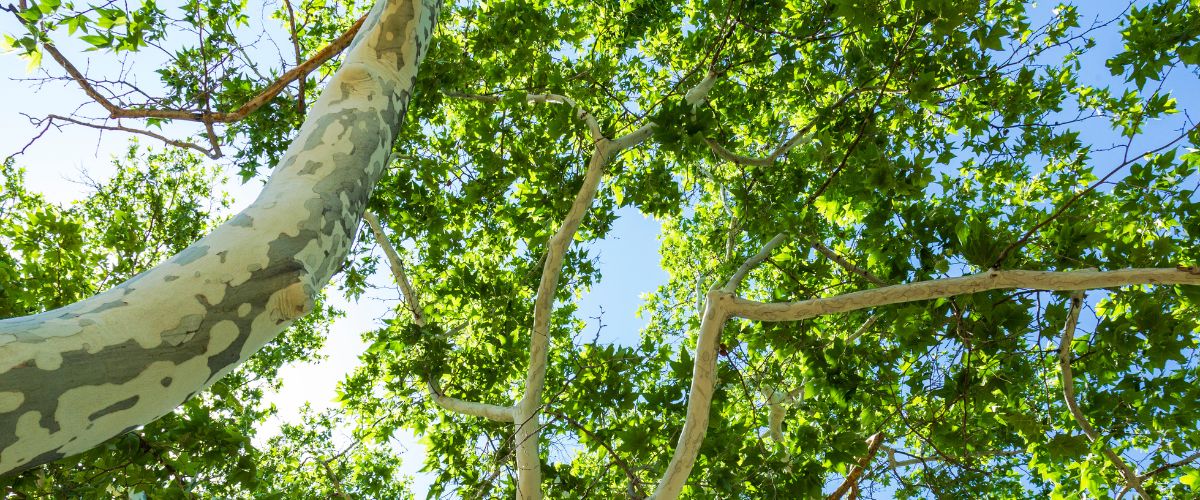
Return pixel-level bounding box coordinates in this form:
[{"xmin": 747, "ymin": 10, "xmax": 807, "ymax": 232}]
[
  {"xmin": 650, "ymin": 234, "xmax": 785, "ymax": 499},
  {"xmin": 1058, "ymin": 292, "xmax": 1150, "ymax": 499},
  {"xmin": 515, "ymin": 139, "xmax": 617, "ymax": 500},
  {"xmin": 729, "ymin": 267, "xmax": 1200, "ymax": 322},
  {"xmin": 651, "ymin": 259, "xmax": 1200, "ymax": 498},
  {"xmin": 0, "ymin": 0, "xmax": 442, "ymax": 476}
]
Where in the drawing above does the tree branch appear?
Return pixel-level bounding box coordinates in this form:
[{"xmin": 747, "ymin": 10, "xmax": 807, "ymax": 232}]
[
  {"xmin": 526, "ymin": 93, "xmax": 604, "ymax": 144},
  {"xmin": 728, "ymin": 267, "xmax": 1200, "ymax": 322},
  {"xmin": 363, "ymin": 211, "xmax": 425, "ymax": 326},
  {"xmin": 363, "ymin": 212, "xmax": 514, "ymax": 422},
  {"xmin": 514, "ymin": 137, "xmax": 615, "ymax": 500},
  {"xmin": 427, "ymin": 378, "xmax": 514, "ymax": 423},
  {"xmin": 36, "ymin": 14, "xmax": 366, "ymax": 123},
  {"xmin": 701, "ymin": 131, "xmax": 813, "ymax": 167},
  {"xmin": 761, "ymin": 386, "xmax": 800, "ymax": 443},
  {"xmin": 36, "ymin": 113, "xmax": 220, "ymax": 158},
  {"xmin": 880, "ymin": 445, "xmax": 1021, "ymax": 469},
  {"xmin": 722, "ymin": 233, "xmax": 787, "ymax": 293},
  {"xmin": 827, "ymin": 432, "xmax": 884, "ymax": 500},
  {"xmin": 1058, "ymin": 291, "xmax": 1149, "ymax": 499},
  {"xmin": 553, "ymin": 411, "xmax": 647, "ymax": 498},
  {"xmin": 651, "ymin": 235, "xmax": 785, "ymax": 499},
  {"xmin": 811, "ymin": 241, "xmax": 888, "ymax": 287}
]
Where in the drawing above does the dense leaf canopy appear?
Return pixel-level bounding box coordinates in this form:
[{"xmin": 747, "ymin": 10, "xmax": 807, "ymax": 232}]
[{"xmin": 2, "ymin": 0, "xmax": 1200, "ymax": 497}]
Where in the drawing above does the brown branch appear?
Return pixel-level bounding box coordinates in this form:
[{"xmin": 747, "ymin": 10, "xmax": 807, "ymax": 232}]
[
  {"xmin": 552, "ymin": 412, "xmax": 647, "ymax": 499},
  {"xmin": 811, "ymin": 241, "xmax": 889, "ymax": 287},
  {"xmin": 992, "ymin": 121, "xmax": 1200, "ymax": 268},
  {"xmin": 827, "ymin": 432, "xmax": 884, "ymax": 500},
  {"xmin": 283, "ymin": 0, "xmax": 307, "ymax": 116},
  {"xmin": 36, "ymin": 14, "xmax": 366, "ymax": 123}
]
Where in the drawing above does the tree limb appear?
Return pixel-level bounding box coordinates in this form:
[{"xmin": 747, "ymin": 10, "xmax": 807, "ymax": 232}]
[
  {"xmin": 811, "ymin": 241, "xmax": 888, "ymax": 287},
  {"xmin": 36, "ymin": 113, "xmax": 220, "ymax": 158},
  {"xmin": 362, "ymin": 211, "xmax": 425, "ymax": 326},
  {"xmin": 728, "ymin": 267, "xmax": 1200, "ymax": 322},
  {"xmin": 36, "ymin": 14, "xmax": 366, "ymax": 123},
  {"xmin": 1058, "ymin": 291, "xmax": 1149, "ymax": 499},
  {"xmin": 427, "ymin": 378, "xmax": 514, "ymax": 423},
  {"xmin": 651, "ymin": 235, "xmax": 786, "ymax": 499},
  {"xmin": 827, "ymin": 432, "xmax": 884, "ymax": 500},
  {"xmin": 526, "ymin": 93, "xmax": 605, "ymax": 144},
  {"xmin": 553, "ymin": 411, "xmax": 647, "ymax": 498},
  {"xmin": 363, "ymin": 212, "xmax": 514, "ymax": 422},
  {"xmin": 513, "ymin": 137, "xmax": 616, "ymax": 500}
]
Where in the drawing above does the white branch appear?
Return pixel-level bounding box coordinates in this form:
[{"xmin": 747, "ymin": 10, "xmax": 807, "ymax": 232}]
[
  {"xmin": 651, "ymin": 235, "xmax": 785, "ymax": 499},
  {"xmin": 366, "ymin": 213, "xmax": 514, "ymax": 422},
  {"xmin": 611, "ymin": 123, "xmax": 656, "ymax": 152},
  {"xmin": 729, "ymin": 267, "xmax": 1200, "ymax": 322},
  {"xmin": 1058, "ymin": 291, "xmax": 1149, "ymax": 499},
  {"xmin": 845, "ymin": 315, "xmax": 879, "ymax": 343},
  {"xmin": 761, "ymin": 386, "xmax": 800, "ymax": 443},
  {"xmin": 683, "ymin": 71, "xmax": 719, "ymax": 108},
  {"xmin": 527, "ymin": 93, "xmax": 604, "ymax": 144},
  {"xmin": 363, "ymin": 211, "xmax": 425, "ymax": 327},
  {"xmin": 513, "ymin": 139, "xmax": 615, "ymax": 500},
  {"xmin": 427, "ymin": 378, "xmax": 514, "ymax": 423},
  {"xmin": 649, "ymin": 289, "xmax": 730, "ymax": 499},
  {"xmin": 723, "ymin": 233, "xmax": 787, "ymax": 293}
]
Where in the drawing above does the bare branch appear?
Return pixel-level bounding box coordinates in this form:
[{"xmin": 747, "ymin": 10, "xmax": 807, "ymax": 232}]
[
  {"xmin": 761, "ymin": 386, "xmax": 800, "ymax": 443},
  {"xmin": 36, "ymin": 114, "xmax": 219, "ymax": 158},
  {"xmin": 611, "ymin": 123, "xmax": 655, "ymax": 151},
  {"xmin": 653, "ymin": 235, "xmax": 785, "ymax": 499},
  {"xmin": 514, "ymin": 137, "xmax": 615, "ymax": 499},
  {"xmin": 683, "ymin": 70, "xmax": 718, "ymax": 108},
  {"xmin": 880, "ymin": 445, "xmax": 1021, "ymax": 469},
  {"xmin": 282, "ymin": 0, "xmax": 307, "ymax": 115},
  {"xmin": 729, "ymin": 267, "xmax": 1200, "ymax": 322},
  {"xmin": 553, "ymin": 412, "xmax": 648, "ymax": 498},
  {"xmin": 845, "ymin": 315, "xmax": 879, "ymax": 343},
  {"xmin": 650, "ymin": 289, "xmax": 729, "ymax": 500},
  {"xmin": 1136, "ymin": 451, "xmax": 1200, "ymax": 485},
  {"xmin": 827, "ymin": 432, "xmax": 884, "ymax": 500},
  {"xmin": 702, "ymin": 131, "xmax": 813, "ymax": 167},
  {"xmin": 1058, "ymin": 291, "xmax": 1149, "ymax": 499},
  {"xmin": 364, "ymin": 212, "xmax": 514, "ymax": 422}
]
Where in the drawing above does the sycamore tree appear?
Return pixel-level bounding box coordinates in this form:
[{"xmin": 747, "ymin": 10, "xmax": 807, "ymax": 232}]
[{"xmin": 1, "ymin": 0, "xmax": 1200, "ymax": 497}]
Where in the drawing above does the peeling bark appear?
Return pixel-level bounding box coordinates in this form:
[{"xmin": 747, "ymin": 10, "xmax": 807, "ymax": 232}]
[{"xmin": 0, "ymin": 0, "xmax": 443, "ymax": 476}]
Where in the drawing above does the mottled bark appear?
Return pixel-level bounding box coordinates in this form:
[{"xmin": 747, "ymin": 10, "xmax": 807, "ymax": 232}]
[{"xmin": 0, "ymin": 0, "xmax": 443, "ymax": 475}]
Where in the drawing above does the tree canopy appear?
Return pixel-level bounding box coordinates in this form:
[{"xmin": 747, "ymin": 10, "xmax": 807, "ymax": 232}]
[{"xmin": 2, "ymin": 0, "xmax": 1200, "ymax": 498}]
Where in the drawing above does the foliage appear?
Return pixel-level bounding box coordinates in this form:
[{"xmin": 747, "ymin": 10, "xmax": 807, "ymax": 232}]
[{"xmin": 4, "ymin": 0, "xmax": 1200, "ymax": 497}]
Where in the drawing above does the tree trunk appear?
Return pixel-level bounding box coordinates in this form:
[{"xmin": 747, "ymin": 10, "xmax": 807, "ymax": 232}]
[{"xmin": 0, "ymin": 0, "xmax": 442, "ymax": 476}]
